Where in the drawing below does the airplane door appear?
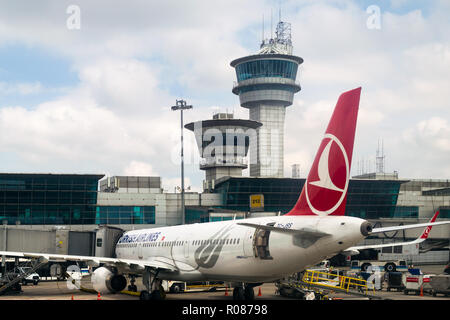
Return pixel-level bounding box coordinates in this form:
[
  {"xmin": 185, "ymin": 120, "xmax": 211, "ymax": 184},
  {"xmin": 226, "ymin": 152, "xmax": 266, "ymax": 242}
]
[
  {"xmin": 137, "ymin": 243, "xmax": 143, "ymax": 260},
  {"xmin": 243, "ymin": 228, "xmax": 255, "ymax": 257},
  {"xmin": 184, "ymin": 240, "xmax": 189, "ymax": 258}
]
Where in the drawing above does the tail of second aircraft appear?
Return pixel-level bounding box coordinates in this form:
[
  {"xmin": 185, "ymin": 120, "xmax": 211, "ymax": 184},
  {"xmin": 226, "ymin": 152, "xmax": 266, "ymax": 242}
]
[{"xmin": 286, "ymin": 87, "xmax": 361, "ymax": 216}]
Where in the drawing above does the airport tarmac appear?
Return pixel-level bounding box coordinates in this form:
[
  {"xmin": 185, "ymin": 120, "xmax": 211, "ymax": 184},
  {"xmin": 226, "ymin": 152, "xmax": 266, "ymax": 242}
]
[
  {"xmin": 0, "ymin": 280, "xmax": 448, "ymax": 301},
  {"xmin": 0, "ymin": 265, "xmax": 448, "ymax": 301}
]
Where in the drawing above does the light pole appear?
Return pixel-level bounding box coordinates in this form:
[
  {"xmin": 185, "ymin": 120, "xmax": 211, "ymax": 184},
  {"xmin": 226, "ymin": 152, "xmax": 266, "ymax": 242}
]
[{"xmin": 171, "ymin": 99, "xmax": 193, "ymax": 225}]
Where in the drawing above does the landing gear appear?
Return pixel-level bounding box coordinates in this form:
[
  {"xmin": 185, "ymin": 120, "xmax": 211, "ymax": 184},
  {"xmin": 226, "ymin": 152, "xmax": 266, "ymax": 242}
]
[
  {"xmin": 140, "ymin": 268, "xmax": 165, "ymax": 301},
  {"xmin": 140, "ymin": 290, "xmax": 151, "ymax": 300},
  {"xmin": 233, "ymin": 287, "xmax": 245, "ymax": 300},
  {"xmin": 244, "ymin": 286, "xmax": 255, "ymax": 300},
  {"xmin": 232, "ymin": 284, "xmax": 258, "ymax": 300}
]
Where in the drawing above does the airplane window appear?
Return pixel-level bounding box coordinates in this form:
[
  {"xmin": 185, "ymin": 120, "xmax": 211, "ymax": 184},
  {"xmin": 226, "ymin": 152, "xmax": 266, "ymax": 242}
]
[{"xmin": 237, "ymin": 239, "xmax": 240, "ymax": 244}]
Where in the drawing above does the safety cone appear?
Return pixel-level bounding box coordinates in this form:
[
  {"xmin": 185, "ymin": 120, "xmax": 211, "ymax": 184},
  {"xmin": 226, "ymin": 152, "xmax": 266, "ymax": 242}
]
[
  {"xmin": 71, "ymin": 295, "xmax": 74, "ymax": 300},
  {"xmin": 225, "ymin": 286, "xmax": 229, "ymax": 296},
  {"xmin": 97, "ymin": 292, "xmax": 102, "ymax": 300},
  {"xmin": 420, "ymin": 285, "xmax": 424, "ymax": 297},
  {"xmin": 258, "ymin": 287, "xmax": 262, "ymax": 297}
]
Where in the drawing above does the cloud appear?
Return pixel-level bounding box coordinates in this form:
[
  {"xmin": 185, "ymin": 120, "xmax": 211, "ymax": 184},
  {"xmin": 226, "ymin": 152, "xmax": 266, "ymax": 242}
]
[
  {"xmin": 0, "ymin": 0, "xmax": 449, "ymax": 184},
  {"xmin": 123, "ymin": 161, "xmax": 157, "ymax": 176},
  {"xmin": 0, "ymin": 81, "xmax": 43, "ymax": 95}
]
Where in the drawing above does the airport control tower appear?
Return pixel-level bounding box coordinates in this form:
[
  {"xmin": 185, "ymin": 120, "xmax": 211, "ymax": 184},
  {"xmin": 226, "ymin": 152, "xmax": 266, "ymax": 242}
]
[
  {"xmin": 185, "ymin": 113, "xmax": 261, "ymax": 191},
  {"xmin": 230, "ymin": 20, "xmax": 303, "ymax": 177}
]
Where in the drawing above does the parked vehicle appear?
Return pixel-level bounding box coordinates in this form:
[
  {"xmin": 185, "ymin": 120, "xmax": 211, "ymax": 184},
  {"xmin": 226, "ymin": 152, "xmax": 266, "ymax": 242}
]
[
  {"xmin": 168, "ymin": 281, "xmax": 225, "ymax": 293},
  {"xmin": 18, "ymin": 267, "xmax": 40, "ymax": 285},
  {"xmin": 351, "ymin": 259, "xmax": 408, "ymax": 272}
]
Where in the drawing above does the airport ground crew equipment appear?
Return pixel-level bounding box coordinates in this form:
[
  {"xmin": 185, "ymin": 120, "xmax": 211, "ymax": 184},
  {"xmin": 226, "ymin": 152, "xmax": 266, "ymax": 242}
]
[
  {"xmin": 430, "ymin": 275, "xmax": 450, "ymax": 297},
  {"xmin": 385, "ymin": 272, "xmax": 405, "ymax": 292},
  {"xmin": 403, "ymin": 274, "xmax": 428, "ymax": 295},
  {"xmin": 275, "ymin": 280, "xmax": 330, "ymax": 300},
  {"xmin": 0, "ymin": 257, "xmax": 47, "ymax": 295},
  {"xmin": 299, "ymin": 269, "xmax": 384, "ymax": 299}
]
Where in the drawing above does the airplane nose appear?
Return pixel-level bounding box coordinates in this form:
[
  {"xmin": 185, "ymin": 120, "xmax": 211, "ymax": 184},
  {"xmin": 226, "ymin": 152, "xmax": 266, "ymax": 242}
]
[{"xmin": 360, "ymin": 221, "xmax": 372, "ymax": 236}]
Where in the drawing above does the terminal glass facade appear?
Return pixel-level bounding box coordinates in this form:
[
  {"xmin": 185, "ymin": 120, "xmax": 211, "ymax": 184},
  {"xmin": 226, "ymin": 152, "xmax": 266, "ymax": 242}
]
[
  {"xmin": 213, "ymin": 177, "xmax": 405, "ymax": 218},
  {"xmin": 0, "ymin": 174, "xmax": 102, "ymax": 225},
  {"xmin": 186, "ymin": 207, "xmax": 210, "ymax": 224},
  {"xmin": 95, "ymin": 206, "xmax": 155, "ymax": 225},
  {"xmin": 440, "ymin": 207, "xmax": 450, "ymax": 218},
  {"xmin": 345, "ymin": 180, "xmax": 405, "ymax": 219},
  {"xmin": 236, "ymin": 83, "xmax": 298, "ymax": 94},
  {"xmin": 235, "ymin": 59, "xmax": 298, "ymax": 81}
]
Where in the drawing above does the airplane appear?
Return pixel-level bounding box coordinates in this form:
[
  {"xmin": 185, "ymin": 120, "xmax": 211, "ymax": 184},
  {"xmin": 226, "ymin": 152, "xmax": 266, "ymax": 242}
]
[
  {"xmin": 344, "ymin": 210, "xmax": 442, "ymax": 256},
  {"xmin": 1, "ymin": 87, "xmax": 449, "ymax": 300}
]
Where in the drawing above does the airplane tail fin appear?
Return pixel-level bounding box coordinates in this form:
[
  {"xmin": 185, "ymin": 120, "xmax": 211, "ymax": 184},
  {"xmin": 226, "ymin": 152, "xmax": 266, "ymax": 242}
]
[
  {"xmin": 286, "ymin": 87, "xmax": 361, "ymax": 216},
  {"xmin": 420, "ymin": 210, "xmax": 440, "ymax": 239}
]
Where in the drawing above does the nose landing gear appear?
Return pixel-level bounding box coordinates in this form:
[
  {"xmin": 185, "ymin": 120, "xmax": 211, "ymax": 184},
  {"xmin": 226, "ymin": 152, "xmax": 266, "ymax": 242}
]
[
  {"xmin": 139, "ymin": 268, "xmax": 166, "ymax": 300},
  {"xmin": 232, "ymin": 283, "xmax": 261, "ymax": 300}
]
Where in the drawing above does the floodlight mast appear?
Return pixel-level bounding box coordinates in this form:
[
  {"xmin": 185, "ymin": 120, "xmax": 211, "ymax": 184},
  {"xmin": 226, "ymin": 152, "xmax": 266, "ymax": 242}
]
[{"xmin": 171, "ymin": 100, "xmax": 193, "ymax": 225}]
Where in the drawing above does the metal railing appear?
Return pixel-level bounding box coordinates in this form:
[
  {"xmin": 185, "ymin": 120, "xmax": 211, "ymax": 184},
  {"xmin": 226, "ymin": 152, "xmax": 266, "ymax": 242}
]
[{"xmin": 302, "ymin": 269, "xmax": 374, "ymax": 294}]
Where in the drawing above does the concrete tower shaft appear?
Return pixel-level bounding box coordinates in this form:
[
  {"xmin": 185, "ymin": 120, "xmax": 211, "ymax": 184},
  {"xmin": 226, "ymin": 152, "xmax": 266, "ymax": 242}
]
[{"xmin": 231, "ymin": 52, "xmax": 302, "ymax": 177}]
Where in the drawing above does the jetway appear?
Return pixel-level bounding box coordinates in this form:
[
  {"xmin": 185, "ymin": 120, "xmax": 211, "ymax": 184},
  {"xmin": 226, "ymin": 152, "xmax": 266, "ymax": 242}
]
[
  {"xmin": 0, "ymin": 225, "xmax": 124, "ymax": 294},
  {"xmin": 1, "ymin": 225, "xmax": 123, "ymax": 257}
]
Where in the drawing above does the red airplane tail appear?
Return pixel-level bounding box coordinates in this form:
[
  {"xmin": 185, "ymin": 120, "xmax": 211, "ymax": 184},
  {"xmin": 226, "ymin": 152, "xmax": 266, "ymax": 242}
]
[
  {"xmin": 420, "ymin": 211, "xmax": 440, "ymax": 239},
  {"xmin": 286, "ymin": 87, "xmax": 361, "ymax": 216}
]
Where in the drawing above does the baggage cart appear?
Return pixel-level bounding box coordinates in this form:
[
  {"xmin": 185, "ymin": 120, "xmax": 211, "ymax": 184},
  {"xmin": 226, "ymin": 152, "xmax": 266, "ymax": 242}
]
[
  {"xmin": 403, "ymin": 274, "xmax": 423, "ymax": 295},
  {"xmin": 430, "ymin": 275, "xmax": 450, "ymax": 297},
  {"xmin": 386, "ymin": 272, "xmax": 405, "ymax": 292}
]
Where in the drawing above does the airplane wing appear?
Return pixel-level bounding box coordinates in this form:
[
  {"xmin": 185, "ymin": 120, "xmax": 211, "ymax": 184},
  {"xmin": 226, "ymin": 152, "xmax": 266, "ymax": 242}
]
[
  {"xmin": 345, "ymin": 239, "xmax": 421, "ymax": 252},
  {"xmin": 369, "ymin": 221, "xmax": 450, "ymax": 234},
  {"xmin": 345, "ymin": 211, "xmax": 448, "ymax": 254},
  {"xmin": 237, "ymin": 222, "xmax": 330, "ymax": 238},
  {"xmin": 0, "ymin": 250, "xmax": 178, "ymax": 271}
]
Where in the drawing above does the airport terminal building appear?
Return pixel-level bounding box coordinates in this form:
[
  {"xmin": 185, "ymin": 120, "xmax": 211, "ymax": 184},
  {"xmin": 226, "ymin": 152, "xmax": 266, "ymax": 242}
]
[{"xmin": 1, "ymin": 172, "xmax": 449, "ymax": 264}]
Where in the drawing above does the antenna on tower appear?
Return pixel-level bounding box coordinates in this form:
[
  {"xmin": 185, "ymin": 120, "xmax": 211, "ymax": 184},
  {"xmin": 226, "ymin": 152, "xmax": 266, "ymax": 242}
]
[
  {"xmin": 279, "ymin": 0, "xmax": 282, "ymax": 22},
  {"xmin": 376, "ymin": 138, "xmax": 386, "ymax": 173},
  {"xmin": 271, "ymin": 9, "xmax": 273, "ymax": 39},
  {"xmin": 262, "ymin": 14, "xmax": 264, "ymax": 42}
]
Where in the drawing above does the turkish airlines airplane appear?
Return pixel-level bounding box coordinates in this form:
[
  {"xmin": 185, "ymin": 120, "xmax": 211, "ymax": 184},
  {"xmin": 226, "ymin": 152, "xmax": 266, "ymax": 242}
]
[{"xmin": 1, "ymin": 87, "xmax": 449, "ymax": 300}]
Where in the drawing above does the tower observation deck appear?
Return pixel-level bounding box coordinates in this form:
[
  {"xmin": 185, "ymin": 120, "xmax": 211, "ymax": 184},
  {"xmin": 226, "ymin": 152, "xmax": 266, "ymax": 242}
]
[
  {"xmin": 230, "ymin": 20, "xmax": 303, "ymax": 177},
  {"xmin": 185, "ymin": 113, "xmax": 262, "ymax": 191}
]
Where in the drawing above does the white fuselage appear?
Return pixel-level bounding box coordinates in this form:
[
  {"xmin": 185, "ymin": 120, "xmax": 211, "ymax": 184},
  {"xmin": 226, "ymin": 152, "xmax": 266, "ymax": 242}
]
[{"xmin": 115, "ymin": 215, "xmax": 367, "ymax": 283}]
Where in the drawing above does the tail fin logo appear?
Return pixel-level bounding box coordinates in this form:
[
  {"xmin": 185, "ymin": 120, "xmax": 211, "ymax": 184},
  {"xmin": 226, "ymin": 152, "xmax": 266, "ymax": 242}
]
[{"xmin": 305, "ymin": 133, "xmax": 350, "ymax": 216}]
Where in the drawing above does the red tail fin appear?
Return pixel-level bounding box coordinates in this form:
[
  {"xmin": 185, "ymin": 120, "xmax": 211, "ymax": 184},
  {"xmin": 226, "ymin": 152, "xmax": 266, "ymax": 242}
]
[
  {"xmin": 420, "ymin": 211, "xmax": 439, "ymax": 239},
  {"xmin": 287, "ymin": 87, "xmax": 361, "ymax": 216}
]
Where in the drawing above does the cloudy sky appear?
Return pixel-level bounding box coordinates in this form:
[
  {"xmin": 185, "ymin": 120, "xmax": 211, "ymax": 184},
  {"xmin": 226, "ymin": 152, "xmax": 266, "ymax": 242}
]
[{"xmin": 0, "ymin": 0, "xmax": 449, "ymax": 192}]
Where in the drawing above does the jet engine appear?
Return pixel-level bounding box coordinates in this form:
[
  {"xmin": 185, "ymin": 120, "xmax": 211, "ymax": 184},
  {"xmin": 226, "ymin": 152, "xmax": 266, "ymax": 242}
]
[{"xmin": 91, "ymin": 267, "xmax": 127, "ymax": 294}]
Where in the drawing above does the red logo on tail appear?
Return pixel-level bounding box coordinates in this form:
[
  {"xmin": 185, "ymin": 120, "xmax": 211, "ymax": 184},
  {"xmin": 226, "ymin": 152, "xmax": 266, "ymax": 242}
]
[{"xmin": 286, "ymin": 87, "xmax": 361, "ymax": 216}]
